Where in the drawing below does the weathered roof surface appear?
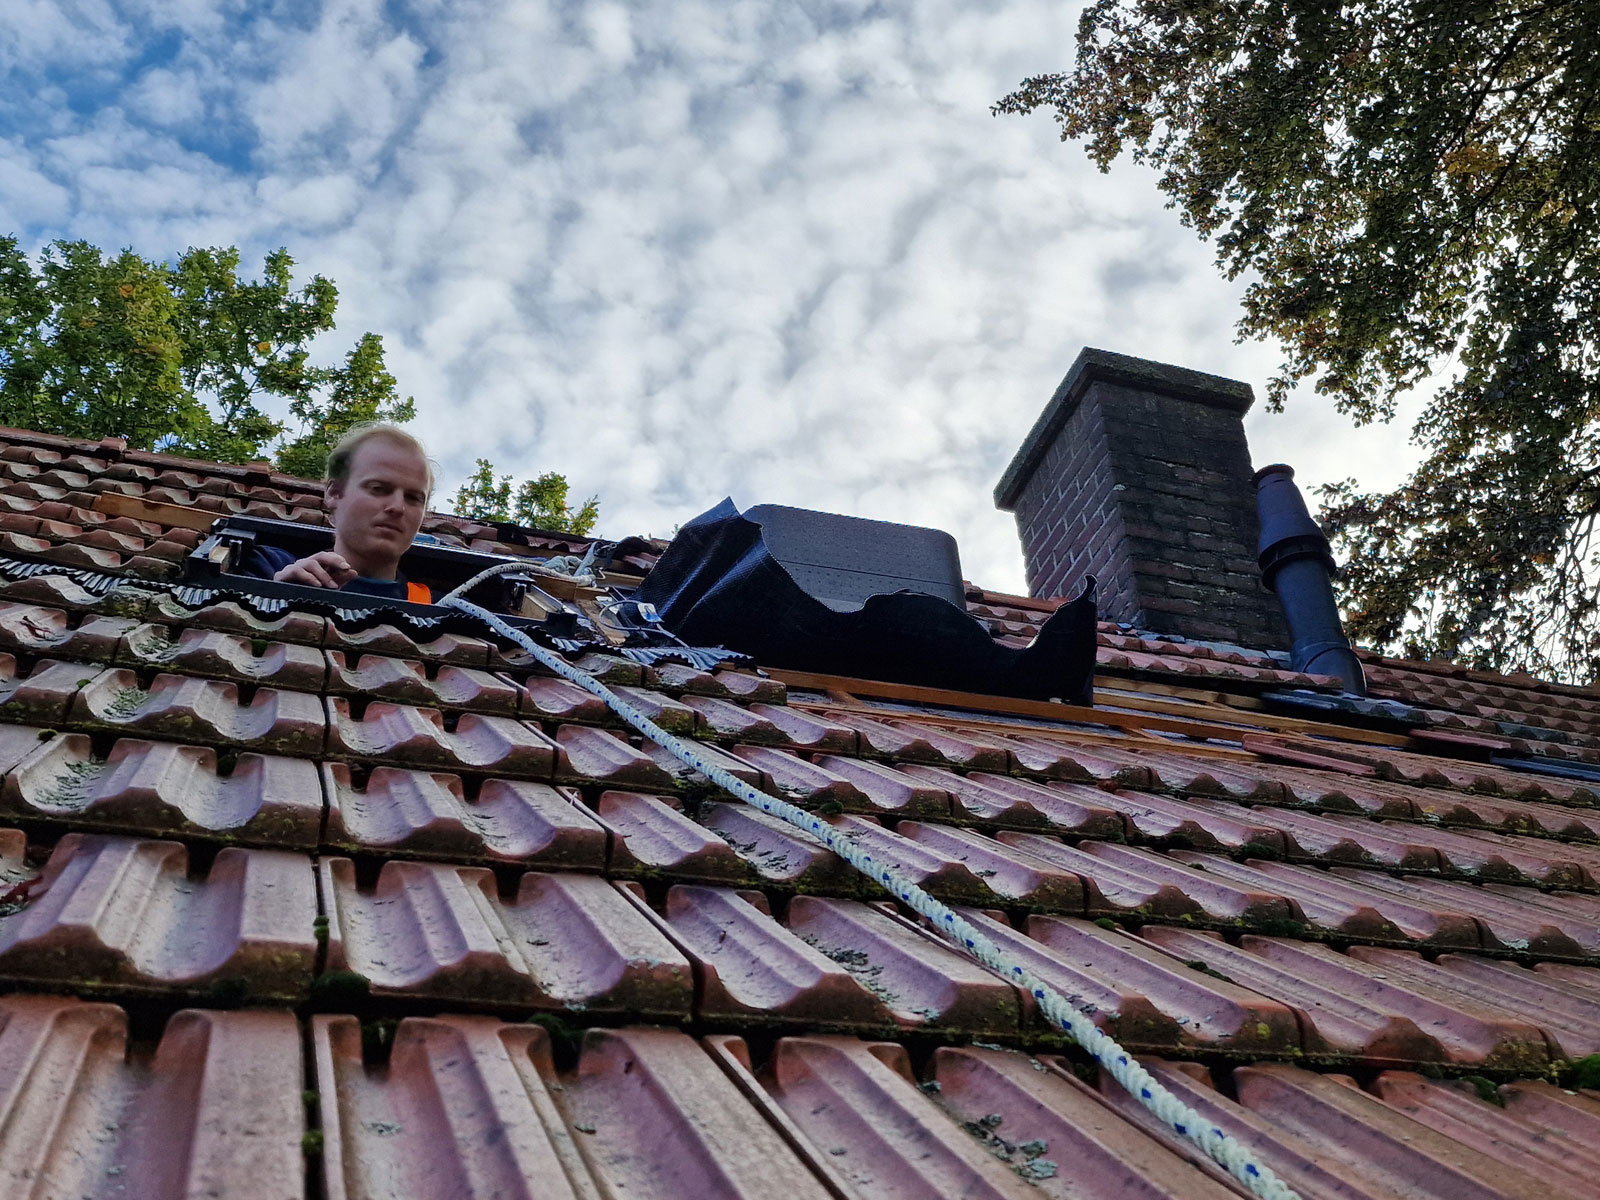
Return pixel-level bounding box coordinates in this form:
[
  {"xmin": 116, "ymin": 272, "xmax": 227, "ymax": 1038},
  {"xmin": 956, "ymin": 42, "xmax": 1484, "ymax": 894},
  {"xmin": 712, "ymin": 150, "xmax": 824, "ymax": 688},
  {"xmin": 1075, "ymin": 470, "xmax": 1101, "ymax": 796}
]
[{"xmin": 0, "ymin": 423, "xmax": 1595, "ymax": 1199}]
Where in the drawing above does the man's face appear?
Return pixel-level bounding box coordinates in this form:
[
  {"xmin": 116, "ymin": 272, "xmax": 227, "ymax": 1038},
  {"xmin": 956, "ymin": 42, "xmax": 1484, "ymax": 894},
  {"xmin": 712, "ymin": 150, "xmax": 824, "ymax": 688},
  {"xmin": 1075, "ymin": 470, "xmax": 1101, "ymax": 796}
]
[{"xmin": 327, "ymin": 436, "xmax": 430, "ymax": 578}]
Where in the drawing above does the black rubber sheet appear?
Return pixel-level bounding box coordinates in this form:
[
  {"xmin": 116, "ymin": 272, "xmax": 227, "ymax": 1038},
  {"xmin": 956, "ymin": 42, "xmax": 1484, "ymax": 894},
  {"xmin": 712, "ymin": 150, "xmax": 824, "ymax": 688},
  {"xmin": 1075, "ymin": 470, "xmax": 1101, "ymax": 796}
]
[{"xmin": 632, "ymin": 499, "xmax": 1097, "ymax": 704}]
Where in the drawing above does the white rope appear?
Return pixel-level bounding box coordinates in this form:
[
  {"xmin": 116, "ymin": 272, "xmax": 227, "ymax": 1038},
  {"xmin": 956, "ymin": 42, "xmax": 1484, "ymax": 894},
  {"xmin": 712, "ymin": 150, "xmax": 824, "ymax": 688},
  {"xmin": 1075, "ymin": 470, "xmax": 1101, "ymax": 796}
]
[
  {"xmin": 532, "ymin": 554, "xmax": 598, "ymax": 586},
  {"xmin": 445, "ymin": 555, "xmax": 597, "ymax": 594},
  {"xmin": 440, "ymin": 583, "xmax": 1300, "ymax": 1200},
  {"xmin": 437, "ymin": 559, "xmax": 537, "ymax": 604}
]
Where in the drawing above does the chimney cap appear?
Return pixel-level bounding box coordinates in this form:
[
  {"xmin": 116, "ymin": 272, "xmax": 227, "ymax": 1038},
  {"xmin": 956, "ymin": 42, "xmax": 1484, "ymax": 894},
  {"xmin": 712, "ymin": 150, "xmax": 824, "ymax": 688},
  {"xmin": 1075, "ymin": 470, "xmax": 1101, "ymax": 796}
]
[{"xmin": 994, "ymin": 347, "xmax": 1256, "ymax": 511}]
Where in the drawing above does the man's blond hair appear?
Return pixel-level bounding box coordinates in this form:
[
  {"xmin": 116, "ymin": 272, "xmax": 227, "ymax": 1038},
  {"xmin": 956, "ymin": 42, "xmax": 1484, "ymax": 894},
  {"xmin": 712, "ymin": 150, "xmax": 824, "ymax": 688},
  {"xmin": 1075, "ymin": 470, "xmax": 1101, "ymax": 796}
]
[{"xmin": 324, "ymin": 423, "xmax": 435, "ymax": 495}]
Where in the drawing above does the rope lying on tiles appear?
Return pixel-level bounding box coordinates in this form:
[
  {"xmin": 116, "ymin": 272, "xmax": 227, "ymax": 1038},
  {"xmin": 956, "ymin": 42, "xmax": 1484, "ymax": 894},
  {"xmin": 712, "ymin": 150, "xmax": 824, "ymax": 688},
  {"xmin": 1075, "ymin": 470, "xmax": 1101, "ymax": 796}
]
[{"xmin": 438, "ymin": 571, "xmax": 1300, "ymax": 1200}]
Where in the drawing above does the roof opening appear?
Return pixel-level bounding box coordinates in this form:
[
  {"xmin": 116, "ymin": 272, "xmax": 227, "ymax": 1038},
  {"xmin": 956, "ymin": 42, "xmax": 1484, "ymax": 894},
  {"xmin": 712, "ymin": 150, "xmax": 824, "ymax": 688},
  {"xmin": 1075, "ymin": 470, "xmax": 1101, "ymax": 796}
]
[{"xmin": 181, "ymin": 514, "xmax": 576, "ymax": 633}]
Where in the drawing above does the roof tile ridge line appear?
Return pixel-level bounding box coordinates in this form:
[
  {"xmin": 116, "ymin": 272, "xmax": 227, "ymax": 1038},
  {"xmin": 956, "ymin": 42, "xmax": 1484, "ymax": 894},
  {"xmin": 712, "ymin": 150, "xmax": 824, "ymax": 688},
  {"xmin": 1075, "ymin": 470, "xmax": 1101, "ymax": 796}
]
[
  {"xmin": 1362, "ymin": 649, "xmax": 1600, "ymax": 702},
  {"xmin": 438, "ymin": 585, "xmax": 1302, "ymax": 1200},
  {"xmin": 0, "ymin": 426, "xmax": 122, "ymax": 455}
]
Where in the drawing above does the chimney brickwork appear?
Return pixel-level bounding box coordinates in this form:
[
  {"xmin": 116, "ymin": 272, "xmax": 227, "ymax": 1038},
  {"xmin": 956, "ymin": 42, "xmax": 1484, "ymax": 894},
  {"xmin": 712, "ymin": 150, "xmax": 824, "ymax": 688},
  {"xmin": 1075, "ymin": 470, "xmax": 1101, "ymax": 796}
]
[{"xmin": 995, "ymin": 348, "xmax": 1290, "ymax": 649}]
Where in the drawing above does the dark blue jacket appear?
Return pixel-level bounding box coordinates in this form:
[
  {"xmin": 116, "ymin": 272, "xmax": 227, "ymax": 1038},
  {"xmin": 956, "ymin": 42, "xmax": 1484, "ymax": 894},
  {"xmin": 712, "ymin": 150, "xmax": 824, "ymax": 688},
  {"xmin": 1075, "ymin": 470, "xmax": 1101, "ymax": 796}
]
[{"xmin": 240, "ymin": 543, "xmax": 414, "ymax": 601}]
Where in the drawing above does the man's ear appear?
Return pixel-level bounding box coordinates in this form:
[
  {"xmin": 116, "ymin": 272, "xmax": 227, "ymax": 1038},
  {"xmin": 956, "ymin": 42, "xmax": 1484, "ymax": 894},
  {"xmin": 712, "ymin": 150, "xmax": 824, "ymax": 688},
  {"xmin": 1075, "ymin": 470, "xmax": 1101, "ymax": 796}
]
[{"xmin": 324, "ymin": 480, "xmax": 344, "ymax": 515}]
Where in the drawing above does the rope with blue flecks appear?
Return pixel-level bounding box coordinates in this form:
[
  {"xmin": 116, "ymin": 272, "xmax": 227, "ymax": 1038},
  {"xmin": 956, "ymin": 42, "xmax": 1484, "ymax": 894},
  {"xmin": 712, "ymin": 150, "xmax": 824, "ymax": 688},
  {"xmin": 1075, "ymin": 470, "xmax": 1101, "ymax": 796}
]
[{"xmin": 440, "ymin": 565, "xmax": 1300, "ymax": 1200}]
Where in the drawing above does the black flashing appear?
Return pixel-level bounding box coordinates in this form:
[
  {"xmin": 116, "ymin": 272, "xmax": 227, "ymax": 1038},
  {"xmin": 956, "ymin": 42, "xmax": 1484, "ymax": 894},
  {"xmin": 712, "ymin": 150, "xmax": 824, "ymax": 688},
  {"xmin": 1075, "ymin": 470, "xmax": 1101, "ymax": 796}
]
[
  {"xmin": 740, "ymin": 503, "xmax": 966, "ymax": 612},
  {"xmin": 633, "ymin": 499, "xmax": 1098, "ymax": 704}
]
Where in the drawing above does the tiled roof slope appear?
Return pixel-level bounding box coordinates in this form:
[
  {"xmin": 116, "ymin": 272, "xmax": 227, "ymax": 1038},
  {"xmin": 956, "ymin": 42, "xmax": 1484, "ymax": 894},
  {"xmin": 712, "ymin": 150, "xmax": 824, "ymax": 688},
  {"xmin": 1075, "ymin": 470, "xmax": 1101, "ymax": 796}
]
[{"xmin": 0, "ymin": 424, "xmax": 1595, "ymax": 1198}]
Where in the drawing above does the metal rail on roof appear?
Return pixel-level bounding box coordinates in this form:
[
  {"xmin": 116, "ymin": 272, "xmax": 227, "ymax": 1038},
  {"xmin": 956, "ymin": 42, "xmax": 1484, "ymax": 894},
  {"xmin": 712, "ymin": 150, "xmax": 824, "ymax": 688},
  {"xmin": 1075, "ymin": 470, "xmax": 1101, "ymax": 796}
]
[
  {"xmin": 0, "ymin": 553, "xmax": 750, "ymax": 673},
  {"xmin": 183, "ymin": 514, "xmax": 560, "ymax": 617}
]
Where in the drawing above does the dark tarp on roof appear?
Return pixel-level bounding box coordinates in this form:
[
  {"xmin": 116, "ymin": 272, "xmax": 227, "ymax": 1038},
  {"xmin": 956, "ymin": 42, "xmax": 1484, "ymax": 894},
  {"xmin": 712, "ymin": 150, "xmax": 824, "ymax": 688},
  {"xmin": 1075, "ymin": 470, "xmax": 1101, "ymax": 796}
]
[{"xmin": 632, "ymin": 498, "xmax": 1098, "ymax": 704}]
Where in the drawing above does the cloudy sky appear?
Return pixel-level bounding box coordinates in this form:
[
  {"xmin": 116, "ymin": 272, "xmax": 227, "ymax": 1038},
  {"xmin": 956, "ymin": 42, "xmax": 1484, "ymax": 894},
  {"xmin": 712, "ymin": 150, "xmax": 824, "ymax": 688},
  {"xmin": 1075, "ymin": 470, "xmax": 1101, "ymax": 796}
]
[{"xmin": 0, "ymin": 0, "xmax": 1426, "ymax": 593}]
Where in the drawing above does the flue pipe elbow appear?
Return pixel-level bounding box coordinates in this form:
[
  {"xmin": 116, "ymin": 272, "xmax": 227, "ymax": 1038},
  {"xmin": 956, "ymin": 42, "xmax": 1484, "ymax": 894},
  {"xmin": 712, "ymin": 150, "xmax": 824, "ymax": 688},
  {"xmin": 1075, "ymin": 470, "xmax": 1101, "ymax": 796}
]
[{"xmin": 1254, "ymin": 464, "xmax": 1367, "ymax": 696}]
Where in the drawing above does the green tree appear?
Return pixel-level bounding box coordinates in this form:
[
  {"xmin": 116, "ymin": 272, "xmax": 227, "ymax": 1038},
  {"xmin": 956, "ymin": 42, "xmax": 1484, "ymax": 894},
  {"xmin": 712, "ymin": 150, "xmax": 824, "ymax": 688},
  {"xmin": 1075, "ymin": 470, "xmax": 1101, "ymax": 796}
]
[
  {"xmin": 0, "ymin": 240, "xmax": 188, "ymax": 446},
  {"xmin": 0, "ymin": 236, "xmax": 412, "ymax": 471},
  {"xmin": 451, "ymin": 458, "xmax": 600, "ymax": 535},
  {"xmin": 997, "ymin": 2, "xmax": 1600, "ymax": 679},
  {"xmin": 274, "ymin": 332, "xmax": 413, "ymax": 478}
]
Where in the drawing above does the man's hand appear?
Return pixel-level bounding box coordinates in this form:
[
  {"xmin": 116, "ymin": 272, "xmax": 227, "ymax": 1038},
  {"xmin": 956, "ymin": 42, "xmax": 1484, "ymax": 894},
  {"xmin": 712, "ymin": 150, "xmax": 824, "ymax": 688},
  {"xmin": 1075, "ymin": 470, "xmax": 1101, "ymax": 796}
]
[{"xmin": 273, "ymin": 550, "xmax": 357, "ymax": 589}]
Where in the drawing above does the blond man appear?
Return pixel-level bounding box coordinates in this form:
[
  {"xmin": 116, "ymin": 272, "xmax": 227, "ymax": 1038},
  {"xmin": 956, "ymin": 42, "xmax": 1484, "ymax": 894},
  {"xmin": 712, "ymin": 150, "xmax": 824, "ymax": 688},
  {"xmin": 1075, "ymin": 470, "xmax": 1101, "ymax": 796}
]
[{"xmin": 243, "ymin": 424, "xmax": 435, "ymax": 602}]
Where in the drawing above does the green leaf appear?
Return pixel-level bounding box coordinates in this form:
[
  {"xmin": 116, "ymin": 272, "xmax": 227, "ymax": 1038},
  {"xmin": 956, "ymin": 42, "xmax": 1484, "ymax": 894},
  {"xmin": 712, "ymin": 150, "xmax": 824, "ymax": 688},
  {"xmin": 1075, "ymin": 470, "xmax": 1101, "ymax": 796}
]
[
  {"xmin": 0, "ymin": 236, "xmax": 408, "ymax": 469},
  {"xmin": 452, "ymin": 459, "xmax": 601, "ymax": 535}
]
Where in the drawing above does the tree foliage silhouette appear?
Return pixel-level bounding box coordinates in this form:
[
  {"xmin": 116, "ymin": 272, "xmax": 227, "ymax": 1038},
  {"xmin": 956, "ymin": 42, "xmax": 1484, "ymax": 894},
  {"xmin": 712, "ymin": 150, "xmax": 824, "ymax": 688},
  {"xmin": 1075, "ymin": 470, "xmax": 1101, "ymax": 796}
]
[{"xmin": 999, "ymin": 2, "xmax": 1600, "ymax": 678}]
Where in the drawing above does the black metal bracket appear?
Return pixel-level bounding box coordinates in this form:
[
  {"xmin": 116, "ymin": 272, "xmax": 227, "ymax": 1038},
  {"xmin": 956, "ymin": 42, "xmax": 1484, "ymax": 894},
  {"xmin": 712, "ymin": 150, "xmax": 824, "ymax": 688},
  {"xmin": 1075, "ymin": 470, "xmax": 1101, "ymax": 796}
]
[{"xmin": 181, "ymin": 515, "xmax": 584, "ymax": 637}]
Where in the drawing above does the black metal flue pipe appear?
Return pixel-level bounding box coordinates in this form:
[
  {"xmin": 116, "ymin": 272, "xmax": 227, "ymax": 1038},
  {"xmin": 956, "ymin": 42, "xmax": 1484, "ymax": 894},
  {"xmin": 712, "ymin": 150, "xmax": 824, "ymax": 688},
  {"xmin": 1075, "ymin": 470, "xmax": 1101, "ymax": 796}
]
[{"xmin": 1254, "ymin": 464, "xmax": 1367, "ymax": 696}]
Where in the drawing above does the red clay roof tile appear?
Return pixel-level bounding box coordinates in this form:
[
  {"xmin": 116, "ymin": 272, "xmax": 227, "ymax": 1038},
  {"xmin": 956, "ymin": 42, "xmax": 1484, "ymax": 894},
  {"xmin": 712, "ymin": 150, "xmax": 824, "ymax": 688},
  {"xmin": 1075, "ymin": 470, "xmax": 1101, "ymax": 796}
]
[
  {"xmin": 1334, "ymin": 871, "xmax": 1600, "ymax": 958},
  {"xmin": 325, "ymin": 699, "xmax": 557, "ymax": 772},
  {"xmin": 994, "ymin": 835, "xmax": 1204, "ymax": 919},
  {"xmin": 1, "ymin": 733, "xmax": 321, "ymax": 845},
  {"xmin": 695, "ymin": 799, "xmax": 863, "ymax": 891},
  {"xmin": 680, "ymin": 692, "xmax": 784, "ymax": 740},
  {"xmin": 0, "ymin": 833, "xmax": 315, "ymax": 1000},
  {"xmin": 885, "ymin": 718, "xmax": 1015, "ymax": 771},
  {"xmin": 923, "ymin": 769, "xmax": 1126, "ymax": 836},
  {"xmin": 710, "ymin": 667, "xmax": 786, "ymax": 703},
  {"xmin": 727, "ymin": 745, "xmax": 868, "ymax": 809},
  {"xmin": 321, "ymin": 764, "xmax": 607, "ymax": 867},
  {"xmin": 553, "ymin": 724, "xmax": 672, "ymax": 787},
  {"xmin": 0, "ymin": 998, "xmax": 306, "ymax": 1198},
  {"xmin": 895, "ymin": 822, "xmax": 1086, "ymax": 910},
  {"xmin": 810, "ymin": 755, "xmax": 953, "ymax": 817},
  {"xmin": 823, "ymin": 709, "xmax": 950, "ymax": 761},
  {"xmin": 5, "ymin": 425, "xmax": 1600, "ymax": 1198},
  {"xmin": 930, "ymin": 1044, "xmax": 1243, "ymax": 1198},
  {"xmin": 119, "ymin": 622, "xmax": 327, "ymax": 688},
  {"xmin": 0, "ymin": 656, "xmax": 106, "ymax": 723},
  {"xmin": 322, "ymin": 622, "xmax": 495, "ymax": 665},
  {"xmin": 515, "ymin": 673, "xmax": 616, "ymax": 723},
  {"xmin": 756, "ymin": 1036, "xmax": 1046, "ymax": 1195},
  {"xmin": 1218, "ymin": 1062, "xmax": 1571, "ymax": 1199},
  {"xmin": 826, "ymin": 814, "xmax": 997, "ymax": 904},
  {"xmin": 605, "ymin": 684, "xmax": 698, "ymax": 733},
  {"xmin": 1163, "ymin": 855, "xmax": 1415, "ymax": 942},
  {"xmin": 152, "ymin": 594, "xmax": 328, "ymax": 644},
  {"xmin": 69, "ymin": 669, "xmax": 326, "ymax": 753},
  {"xmin": 642, "ymin": 736, "xmax": 771, "ymax": 790},
  {"xmin": 0, "ymin": 602, "xmax": 134, "ymax": 660},
  {"xmin": 647, "ymin": 660, "xmax": 734, "ymax": 697},
  {"xmin": 1372, "ymin": 1073, "xmax": 1600, "ymax": 1195},
  {"xmin": 596, "ymin": 791, "xmax": 752, "ymax": 881},
  {"xmin": 320, "ymin": 860, "xmax": 691, "ymax": 1016},
  {"xmin": 1087, "ymin": 789, "xmax": 1290, "ymax": 853},
  {"xmin": 558, "ymin": 1027, "xmax": 839, "ymax": 1200},
  {"xmin": 652, "ymin": 885, "xmax": 899, "ymax": 1028},
  {"xmin": 325, "ymin": 651, "xmax": 518, "ymax": 713},
  {"xmin": 311, "ymin": 1015, "xmax": 591, "ymax": 1200},
  {"xmin": 791, "ymin": 896, "xmax": 1025, "ymax": 1033},
  {"xmin": 1021, "ymin": 912, "xmax": 1300, "ymax": 1052}
]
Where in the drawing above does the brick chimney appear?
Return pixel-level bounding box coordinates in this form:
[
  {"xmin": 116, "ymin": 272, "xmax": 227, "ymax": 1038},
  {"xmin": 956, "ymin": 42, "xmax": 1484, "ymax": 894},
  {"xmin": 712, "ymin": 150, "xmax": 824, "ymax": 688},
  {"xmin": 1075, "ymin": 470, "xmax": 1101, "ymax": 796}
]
[{"xmin": 994, "ymin": 347, "xmax": 1289, "ymax": 649}]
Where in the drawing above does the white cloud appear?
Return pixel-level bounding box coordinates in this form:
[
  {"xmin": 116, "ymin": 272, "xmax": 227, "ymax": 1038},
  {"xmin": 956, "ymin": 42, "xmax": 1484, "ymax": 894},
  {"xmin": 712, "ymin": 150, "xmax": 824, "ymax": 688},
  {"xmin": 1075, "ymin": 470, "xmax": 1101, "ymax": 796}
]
[
  {"xmin": 0, "ymin": 1, "xmax": 130, "ymax": 68},
  {"xmin": 0, "ymin": 0, "xmax": 1432, "ymax": 595},
  {"xmin": 0, "ymin": 137, "xmax": 72, "ymax": 227},
  {"xmin": 124, "ymin": 66, "xmax": 206, "ymax": 126},
  {"xmin": 582, "ymin": 3, "xmax": 634, "ymax": 65},
  {"xmin": 255, "ymin": 172, "xmax": 361, "ymax": 229},
  {"xmin": 246, "ymin": 0, "xmax": 427, "ymax": 166}
]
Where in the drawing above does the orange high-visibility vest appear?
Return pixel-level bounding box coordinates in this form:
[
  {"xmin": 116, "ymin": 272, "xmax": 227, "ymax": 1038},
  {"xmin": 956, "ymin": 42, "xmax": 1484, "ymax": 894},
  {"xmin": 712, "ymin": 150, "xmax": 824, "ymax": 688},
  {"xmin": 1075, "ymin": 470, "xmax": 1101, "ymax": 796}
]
[{"xmin": 406, "ymin": 581, "xmax": 432, "ymax": 604}]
